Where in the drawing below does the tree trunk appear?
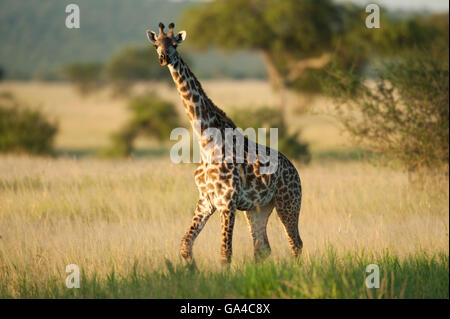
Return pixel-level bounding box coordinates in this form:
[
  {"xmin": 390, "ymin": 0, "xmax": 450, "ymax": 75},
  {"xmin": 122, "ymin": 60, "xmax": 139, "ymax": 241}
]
[{"xmin": 261, "ymin": 50, "xmax": 287, "ymax": 118}]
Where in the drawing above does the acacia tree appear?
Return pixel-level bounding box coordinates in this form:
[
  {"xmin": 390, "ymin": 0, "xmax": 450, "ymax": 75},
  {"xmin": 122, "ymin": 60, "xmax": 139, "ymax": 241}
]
[
  {"xmin": 181, "ymin": 1, "xmax": 442, "ymax": 100},
  {"xmin": 181, "ymin": 0, "xmax": 350, "ymax": 105}
]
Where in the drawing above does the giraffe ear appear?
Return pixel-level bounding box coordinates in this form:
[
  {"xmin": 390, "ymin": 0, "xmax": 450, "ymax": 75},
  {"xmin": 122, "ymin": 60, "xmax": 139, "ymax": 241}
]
[
  {"xmin": 146, "ymin": 30, "xmax": 157, "ymax": 44},
  {"xmin": 175, "ymin": 31, "xmax": 187, "ymax": 44}
]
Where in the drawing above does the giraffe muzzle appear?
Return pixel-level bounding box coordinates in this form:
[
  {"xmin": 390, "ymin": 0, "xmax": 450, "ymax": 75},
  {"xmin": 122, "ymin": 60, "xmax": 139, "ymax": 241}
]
[{"xmin": 159, "ymin": 53, "xmax": 170, "ymax": 66}]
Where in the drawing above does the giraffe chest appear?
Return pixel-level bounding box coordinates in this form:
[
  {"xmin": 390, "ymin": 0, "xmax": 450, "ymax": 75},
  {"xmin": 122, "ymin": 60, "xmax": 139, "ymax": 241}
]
[{"xmin": 194, "ymin": 163, "xmax": 235, "ymax": 209}]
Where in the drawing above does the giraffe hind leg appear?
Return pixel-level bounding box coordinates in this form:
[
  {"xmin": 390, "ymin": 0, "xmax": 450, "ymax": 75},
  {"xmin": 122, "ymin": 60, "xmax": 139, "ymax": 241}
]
[
  {"xmin": 275, "ymin": 189, "xmax": 303, "ymax": 258},
  {"xmin": 245, "ymin": 201, "xmax": 275, "ymax": 262}
]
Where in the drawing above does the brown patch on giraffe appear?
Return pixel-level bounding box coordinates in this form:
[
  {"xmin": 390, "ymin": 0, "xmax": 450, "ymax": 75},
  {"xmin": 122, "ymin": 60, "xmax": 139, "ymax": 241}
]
[
  {"xmin": 224, "ymin": 191, "xmax": 232, "ymax": 201},
  {"xmin": 183, "ymin": 92, "xmax": 192, "ymax": 100},
  {"xmin": 188, "ymin": 104, "xmax": 195, "ymax": 116},
  {"xmin": 207, "ymin": 168, "xmax": 219, "ymax": 177}
]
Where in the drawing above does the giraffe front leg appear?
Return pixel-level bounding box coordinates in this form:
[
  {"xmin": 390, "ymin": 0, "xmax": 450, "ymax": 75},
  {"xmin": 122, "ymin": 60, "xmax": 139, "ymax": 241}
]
[
  {"xmin": 219, "ymin": 207, "xmax": 236, "ymax": 265},
  {"xmin": 180, "ymin": 197, "xmax": 215, "ymax": 264}
]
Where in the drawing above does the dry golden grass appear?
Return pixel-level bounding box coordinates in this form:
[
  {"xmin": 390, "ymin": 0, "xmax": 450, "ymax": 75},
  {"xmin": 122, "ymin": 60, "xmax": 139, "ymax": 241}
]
[
  {"xmin": 0, "ymin": 155, "xmax": 448, "ymax": 289},
  {"xmin": 0, "ymin": 81, "xmax": 448, "ymax": 297}
]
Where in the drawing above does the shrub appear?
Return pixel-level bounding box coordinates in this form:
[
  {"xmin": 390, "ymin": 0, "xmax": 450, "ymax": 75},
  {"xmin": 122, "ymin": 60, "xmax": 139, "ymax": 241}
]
[
  {"xmin": 0, "ymin": 92, "xmax": 58, "ymax": 155},
  {"xmin": 61, "ymin": 62, "xmax": 103, "ymax": 95},
  {"xmin": 326, "ymin": 51, "xmax": 449, "ymax": 172},
  {"xmin": 103, "ymin": 94, "xmax": 181, "ymax": 157},
  {"xmin": 229, "ymin": 106, "xmax": 311, "ymax": 163}
]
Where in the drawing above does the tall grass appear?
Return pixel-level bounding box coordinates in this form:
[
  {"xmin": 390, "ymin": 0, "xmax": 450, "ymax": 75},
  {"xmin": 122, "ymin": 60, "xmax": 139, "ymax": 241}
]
[
  {"xmin": 0, "ymin": 156, "xmax": 448, "ymax": 298},
  {"xmin": 1, "ymin": 251, "xmax": 447, "ymax": 298}
]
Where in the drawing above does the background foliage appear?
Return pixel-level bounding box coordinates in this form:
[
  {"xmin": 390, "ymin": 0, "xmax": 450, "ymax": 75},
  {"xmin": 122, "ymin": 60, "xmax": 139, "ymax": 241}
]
[
  {"xmin": 327, "ymin": 51, "xmax": 449, "ymax": 172},
  {"xmin": 230, "ymin": 107, "xmax": 311, "ymax": 163},
  {"xmin": 61, "ymin": 62, "xmax": 103, "ymax": 95},
  {"xmin": 0, "ymin": 92, "xmax": 57, "ymax": 155},
  {"xmin": 103, "ymin": 94, "xmax": 181, "ymax": 157}
]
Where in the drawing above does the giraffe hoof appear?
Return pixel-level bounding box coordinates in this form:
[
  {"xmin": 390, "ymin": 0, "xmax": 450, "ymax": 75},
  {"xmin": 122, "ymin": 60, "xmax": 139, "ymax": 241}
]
[
  {"xmin": 220, "ymin": 258, "xmax": 232, "ymax": 266},
  {"xmin": 181, "ymin": 248, "xmax": 197, "ymax": 266},
  {"xmin": 181, "ymin": 251, "xmax": 193, "ymax": 262}
]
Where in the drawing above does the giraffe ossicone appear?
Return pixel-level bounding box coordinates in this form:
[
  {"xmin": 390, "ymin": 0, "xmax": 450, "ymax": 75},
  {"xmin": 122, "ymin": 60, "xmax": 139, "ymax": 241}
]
[{"xmin": 147, "ymin": 22, "xmax": 303, "ymax": 264}]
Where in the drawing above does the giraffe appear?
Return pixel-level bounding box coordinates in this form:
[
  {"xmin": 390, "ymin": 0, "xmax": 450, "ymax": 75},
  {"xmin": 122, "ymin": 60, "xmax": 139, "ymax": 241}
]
[{"xmin": 146, "ymin": 22, "xmax": 303, "ymax": 264}]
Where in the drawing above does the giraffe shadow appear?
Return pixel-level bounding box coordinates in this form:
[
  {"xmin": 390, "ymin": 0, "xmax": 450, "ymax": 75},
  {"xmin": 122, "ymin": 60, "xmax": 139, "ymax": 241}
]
[{"xmin": 165, "ymin": 258, "xmax": 198, "ymax": 276}]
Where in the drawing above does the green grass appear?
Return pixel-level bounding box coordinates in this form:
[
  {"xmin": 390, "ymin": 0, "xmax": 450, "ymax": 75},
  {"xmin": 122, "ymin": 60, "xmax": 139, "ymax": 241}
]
[{"xmin": 1, "ymin": 250, "xmax": 447, "ymax": 299}]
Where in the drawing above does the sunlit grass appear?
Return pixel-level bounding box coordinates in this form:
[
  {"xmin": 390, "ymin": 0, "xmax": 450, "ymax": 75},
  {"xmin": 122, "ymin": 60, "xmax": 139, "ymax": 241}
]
[
  {"xmin": 0, "ymin": 82, "xmax": 448, "ymax": 298},
  {"xmin": 0, "ymin": 155, "xmax": 448, "ymax": 298},
  {"xmin": 1, "ymin": 250, "xmax": 447, "ymax": 298}
]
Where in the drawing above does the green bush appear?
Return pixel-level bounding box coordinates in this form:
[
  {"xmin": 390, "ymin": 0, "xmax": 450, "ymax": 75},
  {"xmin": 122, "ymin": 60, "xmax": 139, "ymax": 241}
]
[
  {"xmin": 103, "ymin": 94, "xmax": 181, "ymax": 157},
  {"xmin": 61, "ymin": 62, "xmax": 103, "ymax": 95},
  {"xmin": 229, "ymin": 106, "xmax": 311, "ymax": 163},
  {"xmin": 326, "ymin": 50, "xmax": 449, "ymax": 172},
  {"xmin": 0, "ymin": 92, "xmax": 58, "ymax": 155}
]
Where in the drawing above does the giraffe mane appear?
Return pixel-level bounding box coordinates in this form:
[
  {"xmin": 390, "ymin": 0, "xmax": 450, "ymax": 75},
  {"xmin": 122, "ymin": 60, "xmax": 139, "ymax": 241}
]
[{"xmin": 180, "ymin": 57, "xmax": 236, "ymax": 129}]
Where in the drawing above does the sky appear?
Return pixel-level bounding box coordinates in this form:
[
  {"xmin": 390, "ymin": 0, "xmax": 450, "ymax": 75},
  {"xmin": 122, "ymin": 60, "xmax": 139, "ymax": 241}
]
[
  {"xmin": 170, "ymin": 0, "xmax": 450, "ymax": 13},
  {"xmin": 345, "ymin": 0, "xmax": 449, "ymax": 12}
]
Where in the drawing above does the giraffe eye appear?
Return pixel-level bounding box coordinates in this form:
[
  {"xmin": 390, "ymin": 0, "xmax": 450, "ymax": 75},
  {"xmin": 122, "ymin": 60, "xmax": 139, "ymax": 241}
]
[{"xmin": 154, "ymin": 45, "xmax": 158, "ymax": 49}]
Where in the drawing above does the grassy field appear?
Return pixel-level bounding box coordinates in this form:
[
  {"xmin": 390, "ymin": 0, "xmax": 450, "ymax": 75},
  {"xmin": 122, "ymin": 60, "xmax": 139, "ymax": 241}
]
[{"xmin": 0, "ymin": 81, "xmax": 448, "ymax": 298}]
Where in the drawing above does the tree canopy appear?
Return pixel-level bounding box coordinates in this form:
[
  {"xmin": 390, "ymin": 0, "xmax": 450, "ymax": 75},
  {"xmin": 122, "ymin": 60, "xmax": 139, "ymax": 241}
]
[
  {"xmin": 182, "ymin": 0, "xmax": 353, "ymax": 93},
  {"xmin": 181, "ymin": 0, "xmax": 448, "ymax": 95}
]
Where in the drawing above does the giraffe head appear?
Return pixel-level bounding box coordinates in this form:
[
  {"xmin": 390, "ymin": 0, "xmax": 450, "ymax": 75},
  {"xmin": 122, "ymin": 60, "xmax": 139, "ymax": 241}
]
[{"xmin": 146, "ymin": 22, "xmax": 186, "ymax": 66}]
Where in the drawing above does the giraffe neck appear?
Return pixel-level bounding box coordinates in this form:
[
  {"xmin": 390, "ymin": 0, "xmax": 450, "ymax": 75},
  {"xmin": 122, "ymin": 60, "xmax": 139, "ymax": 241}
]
[{"xmin": 168, "ymin": 53, "xmax": 235, "ymax": 141}]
